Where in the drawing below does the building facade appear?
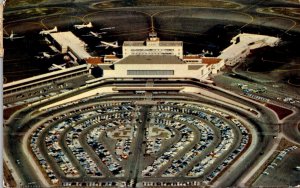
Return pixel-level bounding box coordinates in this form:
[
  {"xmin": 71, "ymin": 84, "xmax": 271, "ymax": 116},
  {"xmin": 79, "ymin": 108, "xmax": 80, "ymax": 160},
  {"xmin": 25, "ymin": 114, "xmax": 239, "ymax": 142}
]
[
  {"xmin": 123, "ymin": 32, "xmax": 183, "ymax": 59},
  {"xmin": 101, "ymin": 55, "xmax": 220, "ymax": 79}
]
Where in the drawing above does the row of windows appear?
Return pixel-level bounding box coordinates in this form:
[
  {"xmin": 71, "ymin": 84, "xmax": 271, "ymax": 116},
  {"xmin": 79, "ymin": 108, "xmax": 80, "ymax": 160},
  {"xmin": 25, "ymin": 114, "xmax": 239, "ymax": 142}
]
[
  {"xmin": 131, "ymin": 52, "xmax": 174, "ymax": 55},
  {"xmin": 184, "ymin": 60, "xmax": 202, "ymax": 63},
  {"xmin": 127, "ymin": 70, "xmax": 174, "ymax": 75},
  {"xmin": 129, "ymin": 49, "xmax": 176, "ymax": 52}
]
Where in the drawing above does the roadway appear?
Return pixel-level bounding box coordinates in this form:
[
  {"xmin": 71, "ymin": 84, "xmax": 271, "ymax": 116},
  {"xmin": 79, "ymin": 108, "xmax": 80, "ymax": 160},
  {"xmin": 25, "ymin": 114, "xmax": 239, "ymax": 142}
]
[{"xmin": 128, "ymin": 106, "xmax": 148, "ymax": 187}]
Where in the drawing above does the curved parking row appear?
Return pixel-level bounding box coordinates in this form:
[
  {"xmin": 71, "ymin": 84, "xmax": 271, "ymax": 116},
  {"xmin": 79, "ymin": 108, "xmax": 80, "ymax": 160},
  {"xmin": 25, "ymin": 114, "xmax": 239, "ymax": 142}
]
[
  {"xmin": 30, "ymin": 123, "xmax": 60, "ymax": 184},
  {"xmin": 188, "ymin": 118, "xmax": 236, "ymax": 178},
  {"xmin": 163, "ymin": 114, "xmax": 218, "ymax": 177},
  {"xmin": 145, "ymin": 124, "xmax": 175, "ymax": 155},
  {"xmin": 53, "ymin": 107, "xmax": 136, "ymax": 177},
  {"xmin": 45, "ymin": 121, "xmax": 79, "ymax": 177},
  {"xmin": 201, "ymin": 118, "xmax": 251, "ymax": 184},
  {"xmin": 144, "ymin": 111, "xmax": 219, "ymax": 177},
  {"xmin": 65, "ymin": 115, "xmax": 103, "ymax": 177},
  {"xmin": 29, "ymin": 101, "xmax": 137, "ymax": 183},
  {"xmin": 142, "ymin": 117, "xmax": 195, "ymax": 177},
  {"xmin": 86, "ymin": 116, "xmax": 136, "ymax": 176},
  {"xmin": 142, "ymin": 101, "xmax": 250, "ymax": 185}
]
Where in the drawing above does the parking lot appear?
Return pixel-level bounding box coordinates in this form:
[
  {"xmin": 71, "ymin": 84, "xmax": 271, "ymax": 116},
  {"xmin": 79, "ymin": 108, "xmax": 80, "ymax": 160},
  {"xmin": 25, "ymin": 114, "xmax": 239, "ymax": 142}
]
[
  {"xmin": 253, "ymin": 146, "xmax": 300, "ymax": 187},
  {"xmin": 24, "ymin": 96, "xmax": 253, "ymax": 187}
]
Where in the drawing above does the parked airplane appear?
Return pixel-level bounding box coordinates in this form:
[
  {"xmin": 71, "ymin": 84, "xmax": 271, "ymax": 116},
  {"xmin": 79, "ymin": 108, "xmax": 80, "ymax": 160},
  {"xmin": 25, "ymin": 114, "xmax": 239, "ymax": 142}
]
[
  {"xmin": 39, "ymin": 26, "xmax": 58, "ymax": 35},
  {"xmin": 43, "ymin": 38, "xmax": 51, "ymax": 44},
  {"xmin": 49, "ymin": 45, "xmax": 60, "ymax": 53},
  {"xmin": 96, "ymin": 41, "xmax": 119, "ymax": 49},
  {"xmin": 3, "ymin": 31, "xmax": 24, "ymax": 41},
  {"xmin": 48, "ymin": 63, "xmax": 66, "ymax": 71},
  {"xmin": 99, "ymin": 27, "xmax": 115, "ymax": 31},
  {"xmin": 82, "ymin": 31, "xmax": 102, "ymax": 38},
  {"xmin": 201, "ymin": 49, "xmax": 213, "ymax": 56},
  {"xmin": 98, "ymin": 32, "xmax": 108, "ymax": 35},
  {"xmin": 74, "ymin": 22, "xmax": 93, "ymax": 29},
  {"xmin": 35, "ymin": 52, "xmax": 54, "ymax": 59}
]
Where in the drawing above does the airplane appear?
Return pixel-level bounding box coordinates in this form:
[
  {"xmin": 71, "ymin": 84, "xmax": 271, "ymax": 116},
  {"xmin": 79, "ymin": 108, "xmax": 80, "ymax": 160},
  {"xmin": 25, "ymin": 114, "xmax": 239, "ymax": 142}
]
[
  {"xmin": 98, "ymin": 32, "xmax": 108, "ymax": 35},
  {"xmin": 99, "ymin": 27, "xmax": 115, "ymax": 31},
  {"xmin": 3, "ymin": 31, "xmax": 24, "ymax": 41},
  {"xmin": 44, "ymin": 38, "xmax": 51, "ymax": 44},
  {"xmin": 48, "ymin": 63, "xmax": 66, "ymax": 71},
  {"xmin": 49, "ymin": 45, "xmax": 60, "ymax": 53},
  {"xmin": 201, "ymin": 49, "xmax": 213, "ymax": 56},
  {"xmin": 74, "ymin": 22, "xmax": 93, "ymax": 29},
  {"xmin": 35, "ymin": 52, "xmax": 54, "ymax": 59},
  {"xmin": 39, "ymin": 26, "xmax": 58, "ymax": 35},
  {"xmin": 96, "ymin": 41, "xmax": 119, "ymax": 49},
  {"xmin": 82, "ymin": 31, "xmax": 103, "ymax": 38}
]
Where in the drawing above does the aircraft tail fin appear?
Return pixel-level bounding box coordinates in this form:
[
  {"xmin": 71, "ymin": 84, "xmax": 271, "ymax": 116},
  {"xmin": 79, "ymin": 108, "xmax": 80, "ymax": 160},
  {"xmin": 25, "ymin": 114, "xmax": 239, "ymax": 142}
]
[{"xmin": 53, "ymin": 26, "xmax": 58, "ymax": 32}]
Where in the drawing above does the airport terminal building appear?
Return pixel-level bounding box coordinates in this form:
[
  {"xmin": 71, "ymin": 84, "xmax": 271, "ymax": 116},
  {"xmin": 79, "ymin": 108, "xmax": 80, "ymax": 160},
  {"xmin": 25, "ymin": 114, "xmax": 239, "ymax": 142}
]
[
  {"xmin": 32, "ymin": 28, "xmax": 282, "ymax": 81},
  {"xmin": 102, "ymin": 55, "xmax": 212, "ymax": 78},
  {"xmin": 100, "ymin": 32, "xmax": 224, "ymax": 79},
  {"xmin": 46, "ymin": 31, "xmax": 279, "ymax": 80}
]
